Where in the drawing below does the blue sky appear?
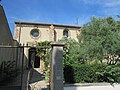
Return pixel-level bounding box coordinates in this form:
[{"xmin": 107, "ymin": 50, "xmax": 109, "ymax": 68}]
[{"xmin": 1, "ymin": 0, "xmax": 120, "ymax": 36}]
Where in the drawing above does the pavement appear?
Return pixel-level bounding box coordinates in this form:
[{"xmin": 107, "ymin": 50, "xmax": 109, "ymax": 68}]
[{"xmin": 64, "ymin": 84, "xmax": 120, "ymax": 90}]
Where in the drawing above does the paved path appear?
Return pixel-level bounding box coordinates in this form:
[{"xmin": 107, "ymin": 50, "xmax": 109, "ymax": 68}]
[{"xmin": 29, "ymin": 68, "xmax": 49, "ymax": 90}]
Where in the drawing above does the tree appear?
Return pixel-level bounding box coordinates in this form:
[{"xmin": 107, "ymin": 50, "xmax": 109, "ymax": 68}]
[
  {"xmin": 59, "ymin": 38, "xmax": 87, "ymax": 66},
  {"xmin": 78, "ymin": 17, "xmax": 120, "ymax": 64}
]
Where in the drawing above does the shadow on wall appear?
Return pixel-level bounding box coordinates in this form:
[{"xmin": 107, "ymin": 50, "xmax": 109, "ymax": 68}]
[
  {"xmin": 29, "ymin": 68, "xmax": 44, "ymax": 84},
  {"xmin": 0, "ymin": 5, "xmax": 13, "ymax": 45},
  {"xmin": 29, "ymin": 68, "xmax": 49, "ymax": 90},
  {"xmin": 0, "ymin": 46, "xmax": 28, "ymax": 87}
]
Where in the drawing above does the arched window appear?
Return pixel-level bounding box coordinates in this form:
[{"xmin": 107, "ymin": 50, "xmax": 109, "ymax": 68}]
[{"xmin": 63, "ymin": 29, "xmax": 69, "ymax": 38}]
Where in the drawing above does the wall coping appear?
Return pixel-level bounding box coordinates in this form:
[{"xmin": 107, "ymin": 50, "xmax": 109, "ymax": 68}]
[
  {"xmin": 51, "ymin": 42, "xmax": 65, "ymax": 46},
  {"xmin": 64, "ymin": 83, "xmax": 120, "ymax": 87}
]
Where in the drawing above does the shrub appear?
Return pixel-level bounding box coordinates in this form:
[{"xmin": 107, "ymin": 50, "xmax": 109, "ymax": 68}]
[
  {"xmin": 96, "ymin": 65, "xmax": 120, "ymax": 83},
  {"xmin": 64, "ymin": 63, "xmax": 120, "ymax": 83}
]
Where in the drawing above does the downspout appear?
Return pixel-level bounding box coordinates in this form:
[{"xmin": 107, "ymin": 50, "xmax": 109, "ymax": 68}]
[{"xmin": 18, "ymin": 22, "xmax": 21, "ymax": 44}]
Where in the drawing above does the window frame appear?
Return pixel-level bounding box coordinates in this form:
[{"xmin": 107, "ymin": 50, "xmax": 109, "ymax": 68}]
[
  {"xmin": 63, "ymin": 28, "xmax": 69, "ymax": 38},
  {"xmin": 30, "ymin": 29, "xmax": 41, "ymax": 39}
]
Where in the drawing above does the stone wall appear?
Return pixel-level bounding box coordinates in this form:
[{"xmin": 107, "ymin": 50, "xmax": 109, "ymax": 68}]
[{"xmin": 14, "ymin": 22, "xmax": 80, "ymax": 45}]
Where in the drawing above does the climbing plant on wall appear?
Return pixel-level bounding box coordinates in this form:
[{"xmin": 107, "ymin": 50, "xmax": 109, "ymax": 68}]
[{"xmin": 36, "ymin": 41, "xmax": 51, "ymax": 80}]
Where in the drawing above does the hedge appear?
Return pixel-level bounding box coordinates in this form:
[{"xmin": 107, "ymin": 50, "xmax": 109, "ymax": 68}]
[{"xmin": 64, "ymin": 63, "xmax": 120, "ymax": 83}]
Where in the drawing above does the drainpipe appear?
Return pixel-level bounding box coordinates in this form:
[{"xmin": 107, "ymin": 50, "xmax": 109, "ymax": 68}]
[{"xmin": 18, "ymin": 22, "xmax": 21, "ymax": 45}]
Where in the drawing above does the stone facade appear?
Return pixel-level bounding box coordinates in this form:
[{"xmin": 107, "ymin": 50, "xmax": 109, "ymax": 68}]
[
  {"xmin": 14, "ymin": 21, "xmax": 81, "ymax": 45},
  {"xmin": 14, "ymin": 21, "xmax": 81, "ymax": 69}
]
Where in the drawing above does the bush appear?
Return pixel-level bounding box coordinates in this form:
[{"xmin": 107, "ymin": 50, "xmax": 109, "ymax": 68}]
[
  {"xmin": 64, "ymin": 63, "xmax": 120, "ymax": 83},
  {"xmin": 96, "ymin": 65, "xmax": 120, "ymax": 83}
]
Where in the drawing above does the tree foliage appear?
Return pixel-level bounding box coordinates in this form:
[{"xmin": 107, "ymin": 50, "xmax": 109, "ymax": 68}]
[
  {"xmin": 59, "ymin": 38, "xmax": 87, "ymax": 66},
  {"xmin": 78, "ymin": 17, "xmax": 120, "ymax": 64}
]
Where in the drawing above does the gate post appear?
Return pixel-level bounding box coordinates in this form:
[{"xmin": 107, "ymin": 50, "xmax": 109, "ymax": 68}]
[{"xmin": 50, "ymin": 42, "xmax": 64, "ymax": 90}]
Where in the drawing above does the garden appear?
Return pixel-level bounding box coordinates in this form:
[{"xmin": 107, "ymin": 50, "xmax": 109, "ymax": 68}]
[{"xmin": 36, "ymin": 16, "xmax": 120, "ymax": 84}]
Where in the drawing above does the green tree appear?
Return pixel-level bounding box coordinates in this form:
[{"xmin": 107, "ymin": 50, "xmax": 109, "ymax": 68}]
[
  {"xmin": 59, "ymin": 38, "xmax": 87, "ymax": 66},
  {"xmin": 78, "ymin": 17, "xmax": 120, "ymax": 64}
]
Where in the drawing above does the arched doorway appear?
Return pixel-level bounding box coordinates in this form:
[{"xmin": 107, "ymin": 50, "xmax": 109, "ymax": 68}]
[{"xmin": 29, "ymin": 47, "xmax": 40, "ymax": 68}]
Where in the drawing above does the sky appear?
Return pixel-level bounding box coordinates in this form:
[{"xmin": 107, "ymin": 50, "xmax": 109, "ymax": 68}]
[{"xmin": 1, "ymin": 0, "xmax": 120, "ymax": 36}]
